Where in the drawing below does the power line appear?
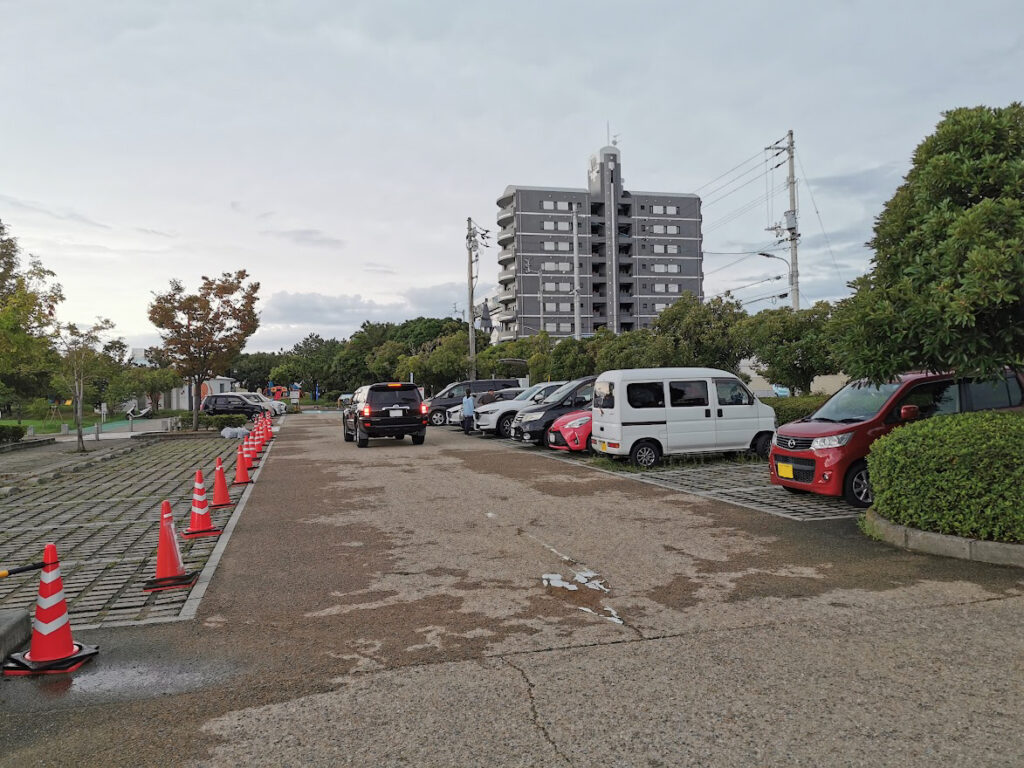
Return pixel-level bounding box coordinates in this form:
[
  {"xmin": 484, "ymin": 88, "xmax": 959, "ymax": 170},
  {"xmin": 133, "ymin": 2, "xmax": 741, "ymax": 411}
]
[
  {"xmin": 704, "ymin": 253, "xmax": 756, "ymax": 275},
  {"xmin": 694, "ymin": 149, "xmax": 765, "ymax": 192},
  {"xmin": 741, "ymin": 290, "xmax": 790, "ymax": 307},
  {"xmin": 710, "ymin": 274, "xmax": 783, "ymax": 299},
  {"xmin": 705, "ymin": 182, "xmax": 788, "ymax": 232},
  {"xmin": 797, "ymin": 153, "xmax": 846, "ymax": 285}
]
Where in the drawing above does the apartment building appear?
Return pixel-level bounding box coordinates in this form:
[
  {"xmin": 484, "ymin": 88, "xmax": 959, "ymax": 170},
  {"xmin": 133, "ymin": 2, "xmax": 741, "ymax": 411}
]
[{"xmin": 493, "ymin": 145, "xmax": 702, "ymax": 341}]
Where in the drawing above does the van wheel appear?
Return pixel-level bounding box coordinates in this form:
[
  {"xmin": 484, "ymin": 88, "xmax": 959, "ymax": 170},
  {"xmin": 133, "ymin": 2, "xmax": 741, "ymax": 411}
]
[
  {"xmin": 429, "ymin": 410, "xmax": 446, "ymax": 426},
  {"xmin": 751, "ymin": 432, "xmax": 772, "ymax": 459},
  {"xmin": 497, "ymin": 413, "xmax": 514, "ymax": 439},
  {"xmin": 629, "ymin": 440, "xmax": 661, "ymax": 469},
  {"xmin": 843, "ymin": 461, "xmax": 872, "ymax": 508}
]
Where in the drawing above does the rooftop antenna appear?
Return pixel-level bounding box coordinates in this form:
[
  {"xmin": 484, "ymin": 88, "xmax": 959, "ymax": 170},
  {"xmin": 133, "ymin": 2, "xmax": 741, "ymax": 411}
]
[
  {"xmin": 606, "ymin": 121, "xmax": 610, "ymax": 145},
  {"xmin": 611, "ymin": 133, "xmax": 620, "ymax": 147}
]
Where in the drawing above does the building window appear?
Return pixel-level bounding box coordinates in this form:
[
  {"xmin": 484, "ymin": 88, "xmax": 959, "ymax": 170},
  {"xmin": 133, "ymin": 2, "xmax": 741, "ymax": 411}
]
[
  {"xmin": 642, "ymin": 303, "xmax": 648, "ymax": 310},
  {"xmin": 667, "ymin": 225, "xmax": 679, "ymax": 234},
  {"xmin": 558, "ymin": 322, "xmax": 572, "ymax": 332},
  {"xmin": 543, "ymin": 221, "xmax": 555, "ymax": 231},
  {"xmin": 668, "ymin": 263, "xmax": 680, "ymax": 273},
  {"xmin": 557, "ymin": 242, "xmax": 570, "ymax": 252},
  {"xmin": 545, "ymin": 322, "xmax": 557, "ymax": 332},
  {"xmin": 559, "ymin": 302, "xmax": 571, "ymax": 312},
  {"xmin": 668, "ymin": 284, "xmax": 680, "ymax": 293},
  {"xmin": 542, "ymin": 261, "xmax": 557, "ymax": 271},
  {"xmin": 652, "ymin": 205, "xmax": 664, "ymax": 214},
  {"xmin": 641, "ymin": 265, "xmax": 647, "ymax": 271},
  {"xmin": 655, "ymin": 303, "xmax": 667, "ymax": 311},
  {"xmin": 653, "ymin": 264, "xmax": 667, "ymax": 273},
  {"xmin": 543, "ymin": 282, "xmax": 556, "ymax": 291},
  {"xmin": 542, "ymin": 201, "xmax": 555, "ymax": 210},
  {"xmin": 666, "ymin": 205, "xmax": 678, "ymax": 215},
  {"xmin": 653, "ymin": 244, "xmax": 665, "ymax": 254},
  {"xmin": 654, "ymin": 284, "xmax": 666, "ymax": 293},
  {"xmin": 556, "ymin": 221, "xmax": 570, "ymax": 231},
  {"xmin": 652, "ymin": 225, "xmax": 665, "ymax": 234},
  {"xmin": 558, "ymin": 282, "xmax": 571, "ymax": 291},
  {"xmin": 543, "ymin": 242, "xmax": 555, "ymax": 251},
  {"xmin": 557, "ymin": 262, "xmax": 569, "ymax": 271},
  {"xmin": 642, "ymin": 284, "xmax": 647, "ymax": 290},
  {"xmin": 640, "ymin": 205, "xmax": 646, "ymax": 211},
  {"xmin": 557, "ymin": 201, "xmax": 570, "ymax": 211},
  {"xmin": 545, "ymin": 302, "xmax": 556, "ymax": 312},
  {"xmin": 667, "ymin": 245, "xmax": 679, "ymax": 254}
]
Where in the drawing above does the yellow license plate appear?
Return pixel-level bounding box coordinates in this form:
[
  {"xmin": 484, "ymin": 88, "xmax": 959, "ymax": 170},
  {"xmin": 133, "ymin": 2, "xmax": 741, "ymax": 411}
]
[
  {"xmin": 777, "ymin": 463, "xmax": 794, "ymax": 479},
  {"xmin": 599, "ymin": 441, "xmax": 607, "ymax": 451}
]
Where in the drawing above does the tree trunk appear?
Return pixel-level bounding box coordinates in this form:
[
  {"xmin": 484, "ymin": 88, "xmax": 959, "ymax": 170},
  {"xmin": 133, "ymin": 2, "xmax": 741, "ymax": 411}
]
[
  {"xmin": 75, "ymin": 378, "xmax": 85, "ymax": 452},
  {"xmin": 191, "ymin": 377, "xmax": 201, "ymax": 431}
]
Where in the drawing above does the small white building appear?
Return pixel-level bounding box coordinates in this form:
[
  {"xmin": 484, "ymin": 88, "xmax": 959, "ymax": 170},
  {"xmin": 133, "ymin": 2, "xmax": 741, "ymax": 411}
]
[{"xmin": 162, "ymin": 376, "xmax": 237, "ymax": 411}]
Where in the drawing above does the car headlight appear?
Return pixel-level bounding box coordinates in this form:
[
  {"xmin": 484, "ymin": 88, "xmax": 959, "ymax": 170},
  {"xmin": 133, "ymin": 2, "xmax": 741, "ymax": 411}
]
[
  {"xmin": 810, "ymin": 432, "xmax": 854, "ymax": 450},
  {"xmin": 565, "ymin": 416, "xmax": 591, "ymax": 429},
  {"xmin": 521, "ymin": 412, "xmax": 543, "ymax": 423}
]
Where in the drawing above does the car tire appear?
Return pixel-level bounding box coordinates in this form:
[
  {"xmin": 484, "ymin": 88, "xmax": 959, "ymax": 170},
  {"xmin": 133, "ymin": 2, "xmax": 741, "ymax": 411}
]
[
  {"xmin": 412, "ymin": 433, "xmax": 425, "ymax": 445},
  {"xmin": 497, "ymin": 413, "xmax": 514, "ymax": 439},
  {"xmin": 629, "ymin": 440, "xmax": 661, "ymax": 469},
  {"xmin": 356, "ymin": 430, "xmax": 368, "ymax": 448},
  {"xmin": 429, "ymin": 410, "xmax": 446, "ymax": 427},
  {"xmin": 751, "ymin": 432, "xmax": 772, "ymax": 459},
  {"xmin": 393, "ymin": 434, "xmax": 404, "ymax": 440},
  {"xmin": 783, "ymin": 485, "xmax": 808, "ymax": 495},
  {"xmin": 343, "ymin": 424, "xmax": 353, "ymax": 442},
  {"xmin": 843, "ymin": 461, "xmax": 872, "ymax": 508}
]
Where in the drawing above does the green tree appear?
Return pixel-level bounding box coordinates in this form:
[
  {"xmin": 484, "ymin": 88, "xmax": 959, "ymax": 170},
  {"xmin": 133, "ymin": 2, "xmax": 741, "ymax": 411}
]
[
  {"xmin": 741, "ymin": 302, "xmax": 839, "ymax": 394},
  {"xmin": 51, "ymin": 318, "xmax": 117, "ymax": 452},
  {"xmin": 594, "ymin": 329, "xmax": 676, "ymax": 373},
  {"xmin": 148, "ymin": 271, "xmax": 260, "ymax": 430},
  {"xmin": 231, "ymin": 351, "xmax": 284, "ymax": 391},
  {"xmin": 290, "ymin": 334, "xmax": 344, "ymax": 397},
  {"xmin": 654, "ymin": 293, "xmax": 750, "ymax": 373},
  {"xmin": 269, "ymin": 358, "xmax": 304, "ymax": 389},
  {"xmin": 367, "ymin": 340, "xmax": 407, "ymax": 381},
  {"xmin": 111, "ymin": 366, "xmax": 181, "ymax": 415},
  {"xmin": 832, "ymin": 103, "xmax": 1024, "ymax": 381},
  {"xmin": 550, "ymin": 338, "xmax": 594, "ymax": 380}
]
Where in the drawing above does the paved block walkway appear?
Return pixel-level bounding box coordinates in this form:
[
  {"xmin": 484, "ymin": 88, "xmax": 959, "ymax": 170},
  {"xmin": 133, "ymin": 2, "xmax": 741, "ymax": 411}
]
[{"xmin": 0, "ymin": 438, "xmax": 248, "ymax": 627}]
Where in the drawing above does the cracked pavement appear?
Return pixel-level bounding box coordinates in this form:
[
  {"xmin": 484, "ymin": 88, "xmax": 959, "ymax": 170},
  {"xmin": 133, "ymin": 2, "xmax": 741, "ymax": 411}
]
[{"xmin": 1, "ymin": 414, "xmax": 1022, "ymax": 767}]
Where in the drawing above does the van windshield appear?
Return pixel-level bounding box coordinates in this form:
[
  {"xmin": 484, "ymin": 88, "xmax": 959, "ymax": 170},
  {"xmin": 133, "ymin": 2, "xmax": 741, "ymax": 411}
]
[
  {"xmin": 543, "ymin": 380, "xmax": 578, "ymax": 404},
  {"xmin": 810, "ymin": 381, "xmax": 902, "ymax": 423},
  {"xmin": 515, "ymin": 384, "xmax": 545, "ymax": 401}
]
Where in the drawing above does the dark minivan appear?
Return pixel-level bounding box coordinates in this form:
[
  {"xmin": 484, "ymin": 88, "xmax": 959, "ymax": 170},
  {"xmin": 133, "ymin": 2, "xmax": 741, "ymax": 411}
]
[
  {"xmin": 343, "ymin": 383, "xmax": 428, "ymax": 447},
  {"xmin": 510, "ymin": 376, "xmax": 596, "ymax": 445},
  {"xmin": 423, "ymin": 378, "xmax": 519, "ymax": 426}
]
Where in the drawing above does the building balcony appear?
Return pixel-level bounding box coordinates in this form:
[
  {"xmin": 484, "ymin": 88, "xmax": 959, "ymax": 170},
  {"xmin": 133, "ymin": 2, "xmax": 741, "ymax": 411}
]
[
  {"xmin": 497, "ymin": 228, "xmax": 515, "ymax": 247},
  {"xmin": 497, "ymin": 207, "xmax": 514, "ymax": 227},
  {"xmin": 497, "ymin": 287, "xmax": 516, "ymax": 304},
  {"xmin": 497, "ymin": 189, "xmax": 515, "ymax": 208},
  {"xmin": 494, "ymin": 307, "xmax": 516, "ymax": 323},
  {"xmin": 497, "ymin": 248, "xmax": 516, "ymax": 266},
  {"xmin": 498, "ymin": 268, "xmax": 516, "ymax": 283}
]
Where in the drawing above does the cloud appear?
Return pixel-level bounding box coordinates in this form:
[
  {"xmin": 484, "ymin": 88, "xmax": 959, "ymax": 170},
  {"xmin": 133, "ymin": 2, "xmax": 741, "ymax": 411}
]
[
  {"xmin": 806, "ymin": 164, "xmax": 905, "ymax": 203},
  {"xmin": 260, "ymin": 228, "xmax": 345, "ymax": 249},
  {"xmin": 0, "ymin": 193, "xmax": 110, "ymax": 229},
  {"xmin": 134, "ymin": 226, "xmax": 176, "ymax": 237},
  {"xmin": 363, "ymin": 261, "xmax": 396, "ymax": 275}
]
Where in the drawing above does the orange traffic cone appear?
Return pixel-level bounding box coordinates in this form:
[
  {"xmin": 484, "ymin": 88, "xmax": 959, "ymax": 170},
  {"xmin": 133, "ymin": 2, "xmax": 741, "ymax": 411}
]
[
  {"xmin": 245, "ymin": 435, "xmax": 259, "ymax": 468},
  {"xmin": 210, "ymin": 458, "xmax": 233, "ymax": 508},
  {"xmin": 3, "ymin": 543, "xmax": 99, "ymax": 675},
  {"xmin": 143, "ymin": 501, "xmax": 199, "ymax": 592},
  {"xmin": 232, "ymin": 444, "xmax": 252, "ymax": 485},
  {"xmin": 183, "ymin": 470, "xmax": 221, "ymax": 538}
]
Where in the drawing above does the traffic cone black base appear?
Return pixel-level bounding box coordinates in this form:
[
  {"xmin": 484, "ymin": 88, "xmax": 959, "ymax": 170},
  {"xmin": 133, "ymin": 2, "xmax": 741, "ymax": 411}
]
[
  {"xmin": 182, "ymin": 526, "xmax": 221, "ymax": 539},
  {"xmin": 3, "ymin": 643, "xmax": 100, "ymax": 676},
  {"xmin": 142, "ymin": 571, "xmax": 198, "ymax": 593}
]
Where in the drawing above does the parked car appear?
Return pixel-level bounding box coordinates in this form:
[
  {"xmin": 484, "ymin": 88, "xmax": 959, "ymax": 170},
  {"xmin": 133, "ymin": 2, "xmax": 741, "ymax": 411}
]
[
  {"xmin": 591, "ymin": 368, "xmax": 776, "ymax": 468},
  {"xmin": 475, "ymin": 382, "xmax": 566, "ymax": 438},
  {"xmin": 547, "ymin": 408, "xmax": 592, "ymax": 452},
  {"xmin": 423, "ymin": 378, "xmax": 520, "ymax": 426},
  {"xmin": 446, "ymin": 403, "xmax": 463, "ymax": 426},
  {"xmin": 238, "ymin": 391, "xmax": 285, "ymax": 415},
  {"xmin": 342, "ymin": 382, "xmax": 428, "ymax": 447},
  {"xmin": 200, "ymin": 393, "xmax": 265, "ymax": 420},
  {"xmin": 511, "ymin": 377, "xmax": 596, "ymax": 445},
  {"xmin": 770, "ymin": 370, "xmax": 1024, "ymax": 507},
  {"xmin": 337, "ymin": 393, "xmax": 354, "ymax": 408}
]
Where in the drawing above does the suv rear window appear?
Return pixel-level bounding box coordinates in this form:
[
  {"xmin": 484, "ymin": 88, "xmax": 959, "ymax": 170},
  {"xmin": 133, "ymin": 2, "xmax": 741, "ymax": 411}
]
[{"xmin": 367, "ymin": 386, "xmax": 421, "ymax": 407}]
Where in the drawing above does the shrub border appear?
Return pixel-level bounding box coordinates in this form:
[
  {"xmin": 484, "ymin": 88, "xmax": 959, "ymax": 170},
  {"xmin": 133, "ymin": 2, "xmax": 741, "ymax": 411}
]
[{"xmin": 863, "ymin": 509, "xmax": 1024, "ymax": 569}]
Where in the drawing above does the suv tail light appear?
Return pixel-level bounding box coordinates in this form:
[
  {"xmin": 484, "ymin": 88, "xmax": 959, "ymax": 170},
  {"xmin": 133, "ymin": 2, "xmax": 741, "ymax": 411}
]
[
  {"xmin": 419, "ymin": 402, "xmax": 428, "ymax": 415},
  {"xmin": 362, "ymin": 405, "xmax": 371, "ymax": 417}
]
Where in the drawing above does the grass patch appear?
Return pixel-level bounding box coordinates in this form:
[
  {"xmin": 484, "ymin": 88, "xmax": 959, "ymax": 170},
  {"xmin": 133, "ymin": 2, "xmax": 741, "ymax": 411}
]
[{"xmin": 587, "ymin": 450, "xmax": 766, "ymax": 473}]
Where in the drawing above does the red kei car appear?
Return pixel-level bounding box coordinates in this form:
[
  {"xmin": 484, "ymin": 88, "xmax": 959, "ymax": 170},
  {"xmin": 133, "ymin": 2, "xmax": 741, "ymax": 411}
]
[
  {"xmin": 770, "ymin": 370, "xmax": 1024, "ymax": 508},
  {"xmin": 546, "ymin": 409, "xmax": 592, "ymax": 452}
]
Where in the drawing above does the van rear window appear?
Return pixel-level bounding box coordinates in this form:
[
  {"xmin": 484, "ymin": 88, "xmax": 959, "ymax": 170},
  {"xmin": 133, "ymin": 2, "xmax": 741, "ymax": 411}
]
[
  {"xmin": 627, "ymin": 382, "xmax": 665, "ymax": 408},
  {"xmin": 594, "ymin": 382, "xmax": 615, "ymax": 409}
]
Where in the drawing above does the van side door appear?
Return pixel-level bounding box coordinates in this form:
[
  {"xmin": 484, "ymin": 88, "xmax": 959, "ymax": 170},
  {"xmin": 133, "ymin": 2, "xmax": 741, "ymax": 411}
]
[
  {"xmin": 713, "ymin": 378, "xmax": 759, "ymax": 449},
  {"xmin": 666, "ymin": 380, "xmax": 716, "ymax": 452}
]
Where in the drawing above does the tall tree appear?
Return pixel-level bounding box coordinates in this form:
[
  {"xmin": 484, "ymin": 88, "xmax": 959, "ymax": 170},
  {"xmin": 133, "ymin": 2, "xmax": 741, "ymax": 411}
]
[
  {"xmin": 51, "ymin": 318, "xmax": 117, "ymax": 452},
  {"xmin": 230, "ymin": 351, "xmax": 285, "ymax": 391},
  {"xmin": 148, "ymin": 271, "xmax": 260, "ymax": 430},
  {"xmin": 832, "ymin": 103, "xmax": 1024, "ymax": 381},
  {"xmin": 741, "ymin": 302, "xmax": 839, "ymax": 394},
  {"xmin": 654, "ymin": 293, "xmax": 751, "ymax": 373},
  {"xmin": 594, "ymin": 329, "xmax": 676, "ymax": 374},
  {"xmin": 550, "ymin": 338, "xmax": 594, "ymax": 380},
  {"xmin": 291, "ymin": 333, "xmax": 344, "ymax": 397}
]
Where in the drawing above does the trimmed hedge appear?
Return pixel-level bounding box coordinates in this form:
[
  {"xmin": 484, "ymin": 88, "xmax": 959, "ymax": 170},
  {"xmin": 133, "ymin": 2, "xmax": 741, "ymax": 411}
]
[
  {"xmin": 868, "ymin": 411, "xmax": 1024, "ymax": 543},
  {"xmin": 0, "ymin": 425, "xmax": 28, "ymax": 444},
  {"xmin": 762, "ymin": 395, "xmax": 829, "ymax": 426},
  {"xmin": 197, "ymin": 414, "xmax": 249, "ymax": 431}
]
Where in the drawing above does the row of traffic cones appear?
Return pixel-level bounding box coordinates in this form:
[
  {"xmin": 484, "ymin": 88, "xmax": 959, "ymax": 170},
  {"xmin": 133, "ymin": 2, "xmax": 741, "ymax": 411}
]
[{"xmin": 2, "ymin": 416, "xmax": 278, "ymax": 676}]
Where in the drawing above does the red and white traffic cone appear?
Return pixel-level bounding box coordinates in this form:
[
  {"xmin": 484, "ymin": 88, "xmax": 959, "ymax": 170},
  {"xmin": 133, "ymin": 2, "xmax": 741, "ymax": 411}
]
[
  {"xmin": 210, "ymin": 457, "xmax": 233, "ymax": 508},
  {"xmin": 245, "ymin": 435, "xmax": 259, "ymax": 468},
  {"xmin": 232, "ymin": 444, "xmax": 252, "ymax": 485},
  {"xmin": 182, "ymin": 470, "xmax": 221, "ymax": 538},
  {"xmin": 3, "ymin": 543, "xmax": 99, "ymax": 676},
  {"xmin": 143, "ymin": 501, "xmax": 198, "ymax": 592}
]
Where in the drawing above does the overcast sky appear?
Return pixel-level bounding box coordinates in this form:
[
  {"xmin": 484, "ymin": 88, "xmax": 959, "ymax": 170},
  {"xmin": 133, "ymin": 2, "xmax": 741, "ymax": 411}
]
[{"xmin": 2, "ymin": 1, "xmax": 1021, "ymax": 352}]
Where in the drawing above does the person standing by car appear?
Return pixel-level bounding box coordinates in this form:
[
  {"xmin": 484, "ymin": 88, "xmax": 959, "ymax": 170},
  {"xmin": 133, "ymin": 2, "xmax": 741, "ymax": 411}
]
[{"xmin": 461, "ymin": 388, "xmax": 475, "ymax": 434}]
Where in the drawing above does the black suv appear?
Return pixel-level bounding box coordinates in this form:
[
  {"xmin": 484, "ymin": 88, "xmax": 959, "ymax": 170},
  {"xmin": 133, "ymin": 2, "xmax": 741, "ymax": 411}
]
[
  {"xmin": 343, "ymin": 383, "xmax": 428, "ymax": 447},
  {"xmin": 423, "ymin": 378, "xmax": 520, "ymax": 426},
  {"xmin": 200, "ymin": 393, "xmax": 265, "ymax": 420},
  {"xmin": 510, "ymin": 376, "xmax": 596, "ymax": 445}
]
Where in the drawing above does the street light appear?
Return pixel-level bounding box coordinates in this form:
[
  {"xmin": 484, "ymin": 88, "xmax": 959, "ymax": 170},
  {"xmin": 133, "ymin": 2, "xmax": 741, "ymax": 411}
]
[{"xmin": 759, "ymin": 252, "xmax": 796, "ymax": 309}]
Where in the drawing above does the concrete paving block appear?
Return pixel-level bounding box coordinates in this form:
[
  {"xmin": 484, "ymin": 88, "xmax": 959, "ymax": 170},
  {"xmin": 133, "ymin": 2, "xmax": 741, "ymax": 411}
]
[
  {"xmin": 970, "ymin": 539, "xmax": 1024, "ymax": 568},
  {"xmin": 906, "ymin": 527, "xmax": 972, "ymax": 560},
  {"xmin": 0, "ymin": 608, "xmax": 30, "ymax": 660}
]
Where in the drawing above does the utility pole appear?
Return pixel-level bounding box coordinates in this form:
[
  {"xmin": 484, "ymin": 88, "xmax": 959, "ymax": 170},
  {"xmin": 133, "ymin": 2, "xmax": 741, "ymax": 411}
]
[
  {"xmin": 572, "ymin": 202, "xmax": 581, "ymax": 340},
  {"xmin": 766, "ymin": 130, "xmax": 800, "ymax": 310},
  {"xmin": 465, "ymin": 218, "xmax": 490, "ymax": 380}
]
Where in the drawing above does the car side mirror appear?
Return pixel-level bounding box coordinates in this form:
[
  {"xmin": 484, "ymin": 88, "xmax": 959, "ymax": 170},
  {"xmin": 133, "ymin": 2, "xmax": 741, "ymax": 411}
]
[{"xmin": 900, "ymin": 404, "xmax": 920, "ymax": 421}]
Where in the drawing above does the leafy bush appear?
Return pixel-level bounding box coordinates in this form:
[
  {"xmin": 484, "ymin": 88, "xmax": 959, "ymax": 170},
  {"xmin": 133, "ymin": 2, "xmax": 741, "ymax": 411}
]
[
  {"xmin": 762, "ymin": 395, "xmax": 829, "ymax": 426},
  {"xmin": 868, "ymin": 411, "xmax": 1024, "ymax": 543},
  {"xmin": 323, "ymin": 390, "xmax": 342, "ymax": 403},
  {"xmin": 197, "ymin": 414, "xmax": 248, "ymax": 431},
  {"xmin": 0, "ymin": 425, "xmax": 28, "ymax": 444}
]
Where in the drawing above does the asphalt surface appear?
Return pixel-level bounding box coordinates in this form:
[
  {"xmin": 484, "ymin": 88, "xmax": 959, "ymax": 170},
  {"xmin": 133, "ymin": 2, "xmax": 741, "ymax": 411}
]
[{"xmin": 1, "ymin": 413, "xmax": 1022, "ymax": 767}]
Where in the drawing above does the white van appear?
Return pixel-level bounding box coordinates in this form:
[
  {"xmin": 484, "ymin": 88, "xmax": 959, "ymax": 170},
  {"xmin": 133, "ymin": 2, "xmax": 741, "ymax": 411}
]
[{"xmin": 591, "ymin": 368, "xmax": 776, "ymax": 468}]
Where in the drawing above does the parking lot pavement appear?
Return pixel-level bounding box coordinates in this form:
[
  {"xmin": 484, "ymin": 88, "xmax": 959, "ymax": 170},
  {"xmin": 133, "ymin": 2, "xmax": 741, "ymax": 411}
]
[{"xmin": 0, "ymin": 438, "xmax": 244, "ymax": 628}]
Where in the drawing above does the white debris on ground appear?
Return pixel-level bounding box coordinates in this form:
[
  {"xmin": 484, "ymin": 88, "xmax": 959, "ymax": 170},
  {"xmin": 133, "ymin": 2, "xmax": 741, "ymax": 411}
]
[
  {"xmin": 572, "ymin": 568, "xmax": 610, "ymax": 592},
  {"xmin": 542, "ymin": 573, "xmax": 579, "ymax": 591},
  {"xmin": 220, "ymin": 426, "xmax": 251, "ymax": 439},
  {"xmin": 578, "ymin": 606, "xmax": 624, "ymax": 625}
]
